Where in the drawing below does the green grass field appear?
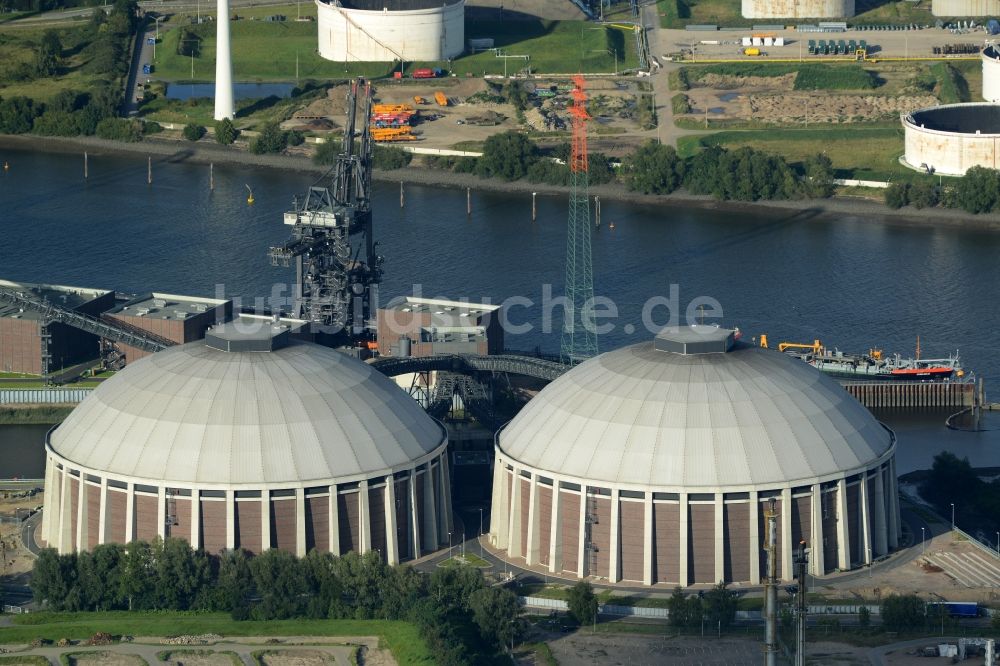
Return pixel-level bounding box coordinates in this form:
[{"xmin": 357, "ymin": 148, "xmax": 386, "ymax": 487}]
[
  {"xmin": 676, "ymin": 127, "xmax": 935, "ymax": 181},
  {"xmin": 0, "ymin": 612, "xmax": 433, "ymax": 665},
  {"xmin": 0, "ymin": 24, "xmax": 117, "ymax": 102},
  {"xmin": 152, "ymin": 18, "xmax": 634, "ymax": 82}
]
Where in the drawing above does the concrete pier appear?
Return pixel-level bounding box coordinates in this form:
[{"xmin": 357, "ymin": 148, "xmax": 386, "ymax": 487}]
[{"xmin": 842, "ymin": 380, "xmax": 976, "ymax": 411}]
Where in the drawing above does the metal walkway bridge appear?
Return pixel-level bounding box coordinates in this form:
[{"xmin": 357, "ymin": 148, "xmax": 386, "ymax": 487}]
[{"xmin": 370, "ymin": 352, "xmax": 570, "ymax": 382}]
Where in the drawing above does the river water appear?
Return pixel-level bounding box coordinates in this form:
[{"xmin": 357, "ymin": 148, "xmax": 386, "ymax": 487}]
[{"xmin": 1, "ymin": 147, "xmax": 999, "ymax": 478}]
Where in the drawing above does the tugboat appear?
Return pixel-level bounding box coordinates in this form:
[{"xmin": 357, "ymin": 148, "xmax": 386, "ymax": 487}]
[{"xmin": 758, "ymin": 335, "xmax": 965, "ymax": 381}]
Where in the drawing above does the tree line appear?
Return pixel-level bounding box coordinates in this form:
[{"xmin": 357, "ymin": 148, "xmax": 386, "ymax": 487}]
[
  {"xmin": 31, "ymin": 538, "xmax": 522, "ymax": 665},
  {"xmin": 885, "ymin": 166, "xmax": 1000, "ymax": 215}
]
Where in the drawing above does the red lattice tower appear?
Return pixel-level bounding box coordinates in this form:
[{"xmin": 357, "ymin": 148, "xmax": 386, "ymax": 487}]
[{"xmin": 569, "ymin": 74, "xmax": 589, "ymax": 174}]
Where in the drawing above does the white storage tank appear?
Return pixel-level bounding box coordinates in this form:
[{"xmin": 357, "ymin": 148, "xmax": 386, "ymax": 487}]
[
  {"xmin": 741, "ymin": 0, "xmax": 854, "ymax": 19},
  {"xmin": 902, "ymin": 103, "xmax": 1000, "ymax": 176},
  {"xmin": 983, "ymin": 45, "xmax": 1000, "ymax": 102},
  {"xmin": 316, "ymin": 0, "xmax": 465, "ymax": 63}
]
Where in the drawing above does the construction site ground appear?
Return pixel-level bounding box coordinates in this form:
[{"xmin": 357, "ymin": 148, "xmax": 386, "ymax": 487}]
[
  {"xmin": 289, "ymin": 77, "xmax": 656, "ymax": 156},
  {"xmin": 0, "ymin": 487, "xmax": 43, "ymax": 580}
]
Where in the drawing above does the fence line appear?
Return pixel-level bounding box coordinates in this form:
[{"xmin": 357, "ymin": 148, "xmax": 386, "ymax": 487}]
[
  {"xmin": 0, "ymin": 388, "xmax": 90, "ymax": 404},
  {"xmin": 953, "ymin": 526, "xmax": 1000, "ymax": 561}
]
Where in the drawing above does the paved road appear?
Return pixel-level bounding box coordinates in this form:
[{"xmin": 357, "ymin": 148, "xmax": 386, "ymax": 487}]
[{"xmin": 125, "ymin": 28, "xmax": 156, "ymax": 117}]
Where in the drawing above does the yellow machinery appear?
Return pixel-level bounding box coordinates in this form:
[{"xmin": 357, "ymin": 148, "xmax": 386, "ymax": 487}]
[
  {"xmin": 370, "ymin": 127, "xmax": 416, "ymax": 142},
  {"xmin": 434, "ymin": 91, "xmax": 448, "ymax": 106},
  {"xmin": 777, "ymin": 339, "xmax": 822, "ymax": 353}
]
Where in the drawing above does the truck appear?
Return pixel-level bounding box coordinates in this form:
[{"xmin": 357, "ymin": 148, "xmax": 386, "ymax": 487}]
[
  {"xmin": 434, "ymin": 91, "xmax": 448, "ymax": 106},
  {"xmin": 413, "ymin": 68, "xmax": 445, "ymax": 78},
  {"xmin": 926, "ymin": 602, "xmax": 979, "ymax": 618}
]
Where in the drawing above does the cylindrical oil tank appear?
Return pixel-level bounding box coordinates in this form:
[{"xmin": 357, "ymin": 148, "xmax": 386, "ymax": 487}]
[
  {"xmin": 902, "ymin": 103, "xmax": 1000, "ymax": 176},
  {"xmin": 932, "ymin": 0, "xmax": 1000, "ymax": 15},
  {"xmin": 741, "ymin": 0, "xmax": 853, "ymax": 19},
  {"xmin": 983, "ymin": 46, "xmax": 1000, "ymax": 102},
  {"xmin": 316, "ymin": 0, "xmax": 465, "ymax": 63}
]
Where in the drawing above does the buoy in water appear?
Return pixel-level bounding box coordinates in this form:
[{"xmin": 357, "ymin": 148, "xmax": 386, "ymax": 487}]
[
  {"xmin": 609, "ymin": 222, "xmax": 616, "ymax": 230},
  {"xmin": 245, "ymin": 184, "xmax": 254, "ymax": 205},
  {"xmin": 3, "ymin": 161, "xmax": 8, "ymax": 171}
]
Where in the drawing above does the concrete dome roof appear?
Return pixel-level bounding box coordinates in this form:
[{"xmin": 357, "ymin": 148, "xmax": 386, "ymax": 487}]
[
  {"xmin": 499, "ymin": 332, "xmax": 893, "ymax": 489},
  {"xmin": 50, "ymin": 339, "xmax": 445, "ymax": 486}
]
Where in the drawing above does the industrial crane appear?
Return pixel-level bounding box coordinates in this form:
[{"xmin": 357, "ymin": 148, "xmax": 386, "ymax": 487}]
[{"xmin": 268, "ymin": 78, "xmax": 383, "ymax": 342}]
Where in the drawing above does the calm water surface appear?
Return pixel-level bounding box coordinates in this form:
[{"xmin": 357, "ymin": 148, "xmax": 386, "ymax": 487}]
[{"xmin": 1, "ymin": 147, "xmax": 999, "ymax": 476}]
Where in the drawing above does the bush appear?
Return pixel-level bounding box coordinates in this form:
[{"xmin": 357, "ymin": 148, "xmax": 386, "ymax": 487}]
[
  {"xmin": 624, "ymin": 140, "xmax": 683, "ymax": 194},
  {"xmin": 884, "ymin": 182, "xmax": 909, "ymax": 209},
  {"xmin": 249, "ymin": 122, "xmax": 287, "ymax": 154},
  {"xmin": 94, "ymin": 117, "xmax": 143, "ymax": 143},
  {"xmin": 313, "ymin": 137, "xmax": 339, "ymax": 165},
  {"xmin": 32, "ymin": 110, "xmax": 80, "ymax": 137},
  {"xmin": 0, "ymin": 96, "xmax": 41, "ymax": 134},
  {"xmin": 215, "ymin": 118, "xmax": 238, "ymax": 145},
  {"xmin": 476, "ymin": 131, "xmax": 536, "ymax": 181},
  {"xmin": 286, "ymin": 130, "xmax": 304, "ymax": 147},
  {"xmin": 881, "ymin": 594, "xmax": 925, "ymax": 632},
  {"xmin": 951, "ymin": 166, "xmax": 1000, "ymax": 214},
  {"xmin": 908, "ymin": 180, "xmax": 939, "ymax": 209},
  {"xmin": 143, "ymin": 121, "xmax": 163, "ymax": 135},
  {"xmin": 182, "ymin": 123, "xmax": 205, "ymax": 141},
  {"xmin": 566, "ymin": 581, "xmax": 598, "ymax": 626},
  {"xmin": 372, "ymin": 145, "xmax": 412, "ymax": 170}
]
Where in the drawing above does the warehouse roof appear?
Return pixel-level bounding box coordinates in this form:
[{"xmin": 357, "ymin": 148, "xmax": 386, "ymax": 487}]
[
  {"xmin": 499, "ymin": 331, "xmax": 893, "ymax": 489},
  {"xmin": 50, "ymin": 338, "xmax": 445, "ymax": 485},
  {"xmin": 0, "ymin": 279, "xmax": 111, "ymax": 321},
  {"xmin": 106, "ymin": 292, "xmax": 229, "ymax": 321}
]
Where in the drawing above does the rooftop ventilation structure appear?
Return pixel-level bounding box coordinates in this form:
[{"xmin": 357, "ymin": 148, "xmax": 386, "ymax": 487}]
[{"xmin": 653, "ymin": 325, "xmax": 735, "ymax": 355}]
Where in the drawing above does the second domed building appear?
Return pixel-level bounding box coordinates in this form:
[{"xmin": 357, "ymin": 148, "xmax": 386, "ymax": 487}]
[{"xmin": 489, "ymin": 326, "xmax": 899, "ymax": 586}]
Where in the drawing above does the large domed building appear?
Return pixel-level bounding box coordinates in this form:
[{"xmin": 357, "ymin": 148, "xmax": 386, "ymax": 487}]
[
  {"xmin": 41, "ymin": 317, "xmax": 452, "ymax": 562},
  {"xmin": 489, "ymin": 326, "xmax": 899, "ymax": 586}
]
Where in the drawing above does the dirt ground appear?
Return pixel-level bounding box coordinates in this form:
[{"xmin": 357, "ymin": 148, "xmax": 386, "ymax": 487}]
[
  {"xmin": 67, "ymin": 651, "xmax": 147, "ymax": 665},
  {"xmin": 0, "ymin": 488, "xmax": 43, "ymax": 579},
  {"xmin": 258, "ymin": 649, "xmax": 337, "ymax": 665},
  {"xmin": 158, "ymin": 650, "xmax": 241, "ymax": 665},
  {"xmin": 682, "ymin": 71, "xmax": 937, "ymax": 124},
  {"xmin": 542, "ymin": 632, "xmax": 765, "ymax": 666},
  {"xmin": 465, "ymin": 0, "xmax": 585, "ymax": 21}
]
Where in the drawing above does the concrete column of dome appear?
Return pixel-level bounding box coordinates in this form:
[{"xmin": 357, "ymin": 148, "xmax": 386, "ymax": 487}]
[
  {"xmin": 190, "ymin": 490, "xmax": 200, "ymax": 550},
  {"xmin": 259, "ymin": 489, "xmax": 270, "ymax": 552},
  {"xmin": 525, "ymin": 475, "xmax": 541, "ymax": 566},
  {"xmin": 836, "ymin": 478, "xmax": 850, "ymax": 571},
  {"xmin": 76, "ymin": 472, "xmax": 86, "ymax": 553},
  {"xmin": 575, "ymin": 489, "xmax": 587, "ymax": 578},
  {"xmin": 873, "ymin": 468, "xmax": 888, "ymax": 557},
  {"xmin": 749, "ymin": 491, "xmax": 760, "ymax": 584},
  {"xmin": 678, "ymin": 492, "xmax": 689, "ymax": 587},
  {"xmin": 780, "ymin": 488, "xmax": 793, "ymax": 581},
  {"xmin": 225, "ymin": 490, "xmax": 236, "ymax": 551},
  {"xmin": 810, "ymin": 484, "xmax": 824, "ymax": 576},
  {"xmin": 714, "ymin": 496, "xmax": 724, "ymax": 585},
  {"xmin": 507, "ymin": 470, "xmax": 522, "ymax": 559},
  {"xmin": 642, "ymin": 493, "xmax": 653, "ymax": 586},
  {"xmin": 860, "ymin": 476, "xmax": 872, "ymax": 565},
  {"xmin": 156, "ymin": 486, "xmax": 166, "ymax": 541},
  {"xmin": 488, "ymin": 459, "xmax": 504, "ymax": 549},
  {"xmin": 295, "ymin": 488, "xmax": 307, "ymax": 557},
  {"xmin": 57, "ymin": 468, "xmax": 70, "ymax": 553},
  {"xmin": 384, "ymin": 478, "xmax": 398, "ymax": 565},
  {"xmin": 329, "ymin": 485, "xmax": 340, "ymax": 555},
  {"xmin": 548, "ymin": 484, "xmax": 562, "ymax": 574},
  {"xmin": 408, "ymin": 476, "xmax": 420, "ymax": 558},
  {"xmin": 41, "ymin": 458, "xmax": 52, "ymax": 542},
  {"xmin": 440, "ymin": 454, "xmax": 454, "ymax": 538},
  {"xmin": 608, "ymin": 488, "xmax": 620, "ymax": 583},
  {"xmin": 423, "ymin": 466, "xmax": 438, "ymax": 549},
  {"xmin": 359, "ymin": 479, "xmax": 371, "ymax": 553},
  {"xmin": 97, "ymin": 477, "xmax": 108, "ymax": 546},
  {"xmin": 124, "ymin": 482, "xmax": 134, "ymax": 545}
]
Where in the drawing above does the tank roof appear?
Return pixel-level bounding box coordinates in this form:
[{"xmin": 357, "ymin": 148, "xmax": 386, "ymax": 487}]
[{"xmin": 908, "ymin": 103, "xmax": 1000, "ymax": 135}]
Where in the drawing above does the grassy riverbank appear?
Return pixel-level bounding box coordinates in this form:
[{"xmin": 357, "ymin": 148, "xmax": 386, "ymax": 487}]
[
  {"xmin": 0, "ymin": 405, "xmax": 73, "ymax": 425},
  {"xmin": 0, "ymin": 612, "xmax": 434, "ymax": 664}
]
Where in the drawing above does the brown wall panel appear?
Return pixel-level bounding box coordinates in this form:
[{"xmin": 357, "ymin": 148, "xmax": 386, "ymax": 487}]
[
  {"xmin": 587, "ymin": 495, "xmax": 611, "ymax": 578},
  {"xmin": 724, "ymin": 502, "xmax": 750, "ymax": 583},
  {"xmin": 134, "ymin": 493, "xmax": 158, "ymax": 543},
  {"xmin": 867, "ymin": 475, "xmax": 881, "ymax": 556},
  {"xmin": 758, "ymin": 499, "xmax": 783, "ymax": 578},
  {"xmin": 339, "ymin": 492, "xmax": 359, "ymax": 553},
  {"xmin": 368, "ymin": 487, "xmax": 387, "ymax": 560},
  {"xmin": 654, "ymin": 502, "xmax": 680, "ymax": 584},
  {"xmin": 271, "ymin": 499, "xmax": 297, "ymax": 553},
  {"xmin": 560, "ymin": 491, "xmax": 580, "ymax": 574},
  {"xmin": 791, "ymin": 495, "xmax": 811, "ymax": 551},
  {"xmin": 395, "ymin": 480, "xmax": 410, "ymax": 561},
  {"xmin": 537, "ymin": 486, "xmax": 552, "ymax": 568},
  {"xmin": 86, "ymin": 484, "xmax": 101, "ymax": 550},
  {"xmin": 517, "ymin": 479, "xmax": 530, "ymax": 560},
  {"xmin": 306, "ymin": 496, "xmax": 330, "ymax": 554},
  {"xmin": 822, "ymin": 489, "xmax": 839, "ymax": 573},
  {"xmin": 846, "ymin": 484, "xmax": 860, "ymax": 566},
  {"xmin": 689, "ymin": 503, "xmax": 715, "ymax": 584},
  {"xmin": 107, "ymin": 489, "xmax": 127, "ymax": 544},
  {"xmin": 200, "ymin": 500, "xmax": 227, "ymax": 554},
  {"xmin": 236, "ymin": 500, "xmax": 262, "ymax": 554},
  {"xmin": 68, "ymin": 477, "xmax": 79, "ymax": 548},
  {"xmin": 619, "ymin": 499, "xmax": 645, "ymax": 583},
  {"xmin": 414, "ymin": 476, "xmax": 426, "ymax": 554},
  {"xmin": 168, "ymin": 497, "xmax": 191, "ymax": 546},
  {"xmin": 0, "ymin": 318, "xmax": 42, "ymax": 375}
]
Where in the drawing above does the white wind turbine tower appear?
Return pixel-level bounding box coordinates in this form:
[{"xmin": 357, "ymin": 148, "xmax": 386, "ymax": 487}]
[{"xmin": 214, "ymin": 0, "xmax": 235, "ymax": 120}]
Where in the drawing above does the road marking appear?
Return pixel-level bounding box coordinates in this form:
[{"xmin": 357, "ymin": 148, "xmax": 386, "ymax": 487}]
[
  {"xmin": 936, "ymin": 553, "xmax": 994, "ymax": 587},
  {"xmin": 932, "ymin": 552, "xmax": 1000, "ymax": 588},
  {"xmin": 964, "ymin": 550, "xmax": 1000, "ymax": 581}
]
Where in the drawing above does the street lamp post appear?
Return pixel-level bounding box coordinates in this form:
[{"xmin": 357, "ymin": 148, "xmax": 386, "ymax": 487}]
[
  {"xmin": 951, "ymin": 503, "xmax": 955, "ymax": 530},
  {"xmin": 996, "ymin": 532, "xmax": 999, "ymax": 557},
  {"xmin": 461, "ymin": 531, "xmax": 465, "ymax": 558},
  {"xmin": 153, "ymin": 16, "xmax": 163, "ymax": 60},
  {"xmin": 921, "ymin": 527, "xmax": 926, "ymax": 553},
  {"xmin": 867, "ymin": 547, "xmax": 872, "ymax": 578},
  {"xmin": 479, "ymin": 508, "xmax": 484, "ymax": 559},
  {"xmin": 448, "ymin": 531, "xmax": 452, "ymax": 560}
]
